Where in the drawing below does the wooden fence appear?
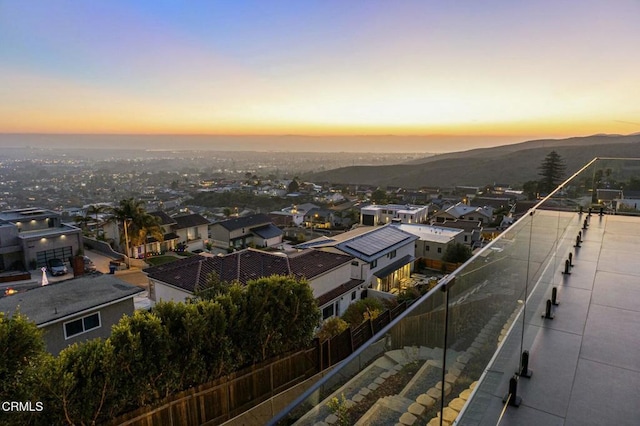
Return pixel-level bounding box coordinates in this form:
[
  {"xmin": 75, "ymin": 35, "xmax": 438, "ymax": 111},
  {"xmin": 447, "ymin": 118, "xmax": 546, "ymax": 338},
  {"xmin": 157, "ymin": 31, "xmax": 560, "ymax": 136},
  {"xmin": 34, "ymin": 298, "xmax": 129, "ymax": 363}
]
[
  {"xmin": 105, "ymin": 301, "xmax": 410, "ymax": 426},
  {"xmin": 423, "ymin": 258, "xmax": 461, "ymax": 273}
]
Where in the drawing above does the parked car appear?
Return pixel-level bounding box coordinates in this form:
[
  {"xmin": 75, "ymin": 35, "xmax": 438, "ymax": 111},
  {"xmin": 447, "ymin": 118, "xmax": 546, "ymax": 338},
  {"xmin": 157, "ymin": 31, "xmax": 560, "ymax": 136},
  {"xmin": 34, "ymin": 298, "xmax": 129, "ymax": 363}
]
[
  {"xmin": 82, "ymin": 256, "xmax": 96, "ymax": 272},
  {"xmin": 47, "ymin": 258, "xmax": 68, "ymax": 276}
]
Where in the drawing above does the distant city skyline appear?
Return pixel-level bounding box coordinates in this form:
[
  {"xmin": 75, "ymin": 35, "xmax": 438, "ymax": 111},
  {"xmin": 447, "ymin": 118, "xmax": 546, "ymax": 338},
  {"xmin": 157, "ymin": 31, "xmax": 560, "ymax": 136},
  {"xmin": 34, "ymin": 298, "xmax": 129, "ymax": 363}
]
[{"xmin": 2, "ymin": 1, "xmax": 639, "ymax": 146}]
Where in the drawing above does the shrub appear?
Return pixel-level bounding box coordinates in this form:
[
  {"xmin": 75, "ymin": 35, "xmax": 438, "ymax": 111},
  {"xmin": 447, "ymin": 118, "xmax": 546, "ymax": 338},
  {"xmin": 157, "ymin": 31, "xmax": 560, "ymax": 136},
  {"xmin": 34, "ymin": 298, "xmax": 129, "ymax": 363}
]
[
  {"xmin": 397, "ymin": 287, "xmax": 421, "ymax": 305},
  {"xmin": 316, "ymin": 317, "xmax": 349, "ymax": 342},
  {"xmin": 341, "ymin": 297, "xmax": 384, "ymax": 327}
]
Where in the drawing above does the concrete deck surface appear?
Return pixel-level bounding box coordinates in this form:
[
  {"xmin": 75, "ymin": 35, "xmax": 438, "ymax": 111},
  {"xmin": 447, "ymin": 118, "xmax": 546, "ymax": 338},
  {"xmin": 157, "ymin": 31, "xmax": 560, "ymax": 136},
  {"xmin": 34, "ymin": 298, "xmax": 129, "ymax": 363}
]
[{"xmin": 463, "ymin": 213, "xmax": 640, "ymax": 426}]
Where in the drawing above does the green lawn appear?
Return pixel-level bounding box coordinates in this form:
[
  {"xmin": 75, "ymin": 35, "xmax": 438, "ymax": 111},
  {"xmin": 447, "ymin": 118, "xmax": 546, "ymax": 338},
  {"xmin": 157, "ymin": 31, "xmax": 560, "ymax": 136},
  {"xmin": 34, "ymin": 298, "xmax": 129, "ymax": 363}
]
[{"xmin": 176, "ymin": 251, "xmax": 196, "ymax": 257}]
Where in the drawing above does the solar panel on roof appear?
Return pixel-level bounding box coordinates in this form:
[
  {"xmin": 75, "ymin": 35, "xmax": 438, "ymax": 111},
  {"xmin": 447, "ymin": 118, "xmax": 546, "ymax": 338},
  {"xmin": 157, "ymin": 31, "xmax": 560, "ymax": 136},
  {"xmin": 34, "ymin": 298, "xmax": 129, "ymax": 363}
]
[{"xmin": 344, "ymin": 227, "xmax": 410, "ymax": 256}]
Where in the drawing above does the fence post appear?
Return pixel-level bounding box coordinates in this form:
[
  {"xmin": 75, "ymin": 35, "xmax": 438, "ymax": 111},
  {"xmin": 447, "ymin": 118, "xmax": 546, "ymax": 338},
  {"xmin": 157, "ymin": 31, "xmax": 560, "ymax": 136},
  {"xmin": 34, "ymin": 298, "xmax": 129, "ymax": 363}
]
[{"xmin": 349, "ymin": 325, "xmax": 355, "ymax": 353}]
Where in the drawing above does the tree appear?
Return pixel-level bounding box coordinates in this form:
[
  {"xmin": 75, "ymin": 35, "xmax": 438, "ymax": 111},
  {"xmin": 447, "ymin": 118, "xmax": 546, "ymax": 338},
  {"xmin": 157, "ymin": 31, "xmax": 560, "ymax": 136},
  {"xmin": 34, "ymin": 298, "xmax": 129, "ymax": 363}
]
[
  {"xmin": 442, "ymin": 242, "xmax": 473, "ymax": 264},
  {"xmin": 73, "ymin": 215, "xmax": 91, "ymax": 234},
  {"xmin": 522, "ymin": 180, "xmax": 540, "ymax": 200},
  {"xmin": 234, "ymin": 276, "xmax": 319, "ymax": 363},
  {"xmin": 152, "ymin": 301, "xmax": 233, "ymax": 388},
  {"xmin": 288, "ymin": 179, "xmax": 300, "ymax": 193},
  {"xmin": 193, "ymin": 271, "xmax": 233, "ymax": 299},
  {"xmin": 109, "ymin": 198, "xmax": 145, "ymax": 262},
  {"xmin": 109, "ymin": 199, "xmax": 163, "ymax": 261},
  {"xmin": 538, "ymin": 151, "xmax": 566, "ymax": 194},
  {"xmin": 87, "ymin": 204, "xmax": 108, "ymax": 239},
  {"xmin": 129, "ymin": 212, "xmax": 163, "ymax": 258},
  {"xmin": 42, "ymin": 339, "xmax": 119, "ymax": 425},
  {"xmin": 0, "ymin": 312, "xmax": 47, "ymax": 404},
  {"xmin": 108, "ymin": 311, "xmax": 175, "ymax": 410},
  {"xmin": 371, "ymin": 188, "xmax": 387, "ymax": 204}
]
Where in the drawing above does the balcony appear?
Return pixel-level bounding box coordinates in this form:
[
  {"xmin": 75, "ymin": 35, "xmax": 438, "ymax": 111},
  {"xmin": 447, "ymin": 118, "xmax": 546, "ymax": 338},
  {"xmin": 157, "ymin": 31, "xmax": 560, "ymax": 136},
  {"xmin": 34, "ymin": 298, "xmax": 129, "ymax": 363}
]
[{"xmin": 270, "ymin": 157, "xmax": 640, "ymax": 426}]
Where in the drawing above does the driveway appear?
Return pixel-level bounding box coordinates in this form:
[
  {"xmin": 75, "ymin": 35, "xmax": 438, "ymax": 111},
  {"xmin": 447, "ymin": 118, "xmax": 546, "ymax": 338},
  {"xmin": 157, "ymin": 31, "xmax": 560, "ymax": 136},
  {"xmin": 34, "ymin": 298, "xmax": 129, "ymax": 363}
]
[{"xmin": 83, "ymin": 249, "xmax": 116, "ymax": 274}]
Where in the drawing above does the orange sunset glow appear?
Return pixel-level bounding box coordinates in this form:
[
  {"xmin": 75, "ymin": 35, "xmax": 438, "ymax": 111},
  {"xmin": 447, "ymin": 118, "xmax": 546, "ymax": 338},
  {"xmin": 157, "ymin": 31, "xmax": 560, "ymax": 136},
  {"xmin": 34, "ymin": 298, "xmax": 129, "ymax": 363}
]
[{"xmin": 1, "ymin": 1, "xmax": 639, "ymax": 148}]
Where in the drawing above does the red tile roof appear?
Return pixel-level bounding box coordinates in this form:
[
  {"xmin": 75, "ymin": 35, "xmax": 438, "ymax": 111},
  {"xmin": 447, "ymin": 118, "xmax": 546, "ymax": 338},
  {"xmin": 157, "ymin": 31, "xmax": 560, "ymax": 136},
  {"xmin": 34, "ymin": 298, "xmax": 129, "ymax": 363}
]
[
  {"xmin": 144, "ymin": 248, "xmax": 354, "ymax": 294},
  {"xmin": 316, "ymin": 279, "xmax": 364, "ymax": 307}
]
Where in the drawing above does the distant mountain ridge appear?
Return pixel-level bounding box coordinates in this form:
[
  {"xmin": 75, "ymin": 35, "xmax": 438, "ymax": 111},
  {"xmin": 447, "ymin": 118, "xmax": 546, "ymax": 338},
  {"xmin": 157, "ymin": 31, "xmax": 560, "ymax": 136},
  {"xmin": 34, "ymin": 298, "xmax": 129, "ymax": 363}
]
[{"xmin": 306, "ymin": 134, "xmax": 640, "ymax": 188}]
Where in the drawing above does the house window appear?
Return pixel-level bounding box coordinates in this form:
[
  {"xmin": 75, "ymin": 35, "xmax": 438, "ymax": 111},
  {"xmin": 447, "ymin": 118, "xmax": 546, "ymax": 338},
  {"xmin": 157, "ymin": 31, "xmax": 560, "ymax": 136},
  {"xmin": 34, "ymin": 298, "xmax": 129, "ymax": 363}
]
[
  {"xmin": 370, "ymin": 259, "xmax": 378, "ymax": 268},
  {"xmin": 389, "ymin": 250, "xmax": 397, "ymax": 259},
  {"xmin": 426, "ymin": 245, "xmax": 430, "ymax": 251},
  {"xmin": 351, "ymin": 291, "xmax": 356, "ymax": 300},
  {"xmin": 64, "ymin": 312, "xmax": 101, "ymax": 339},
  {"xmin": 322, "ymin": 305, "xmax": 335, "ymax": 320},
  {"xmin": 464, "ymin": 235, "xmax": 468, "ymax": 242},
  {"xmin": 351, "ymin": 261, "xmax": 359, "ymax": 266},
  {"xmin": 438, "ymin": 247, "xmax": 442, "ymax": 253}
]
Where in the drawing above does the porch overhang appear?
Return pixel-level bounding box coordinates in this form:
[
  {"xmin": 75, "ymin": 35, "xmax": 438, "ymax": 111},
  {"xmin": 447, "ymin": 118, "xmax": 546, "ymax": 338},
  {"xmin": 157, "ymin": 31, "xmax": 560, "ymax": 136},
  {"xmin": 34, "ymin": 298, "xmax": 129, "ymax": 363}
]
[{"xmin": 373, "ymin": 255, "xmax": 415, "ymax": 279}]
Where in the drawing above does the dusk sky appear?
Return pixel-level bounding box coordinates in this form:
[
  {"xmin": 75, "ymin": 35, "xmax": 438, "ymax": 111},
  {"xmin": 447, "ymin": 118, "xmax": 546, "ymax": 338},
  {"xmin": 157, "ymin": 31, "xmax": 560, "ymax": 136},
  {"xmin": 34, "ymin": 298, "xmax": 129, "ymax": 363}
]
[{"xmin": 1, "ymin": 1, "xmax": 639, "ymax": 149}]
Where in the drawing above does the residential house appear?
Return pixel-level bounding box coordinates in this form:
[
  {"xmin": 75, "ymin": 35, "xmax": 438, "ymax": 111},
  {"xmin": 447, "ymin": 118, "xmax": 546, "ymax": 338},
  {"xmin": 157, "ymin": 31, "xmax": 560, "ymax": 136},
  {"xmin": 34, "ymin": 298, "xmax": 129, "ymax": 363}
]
[
  {"xmin": 492, "ymin": 183, "xmax": 512, "ymax": 193},
  {"xmin": 144, "ymin": 248, "xmax": 363, "ymax": 321},
  {"xmin": 304, "ymin": 207, "xmax": 333, "ymax": 229},
  {"xmin": 455, "ymin": 185, "xmax": 481, "ymax": 196},
  {"xmin": 329, "ymin": 201, "xmax": 361, "ymax": 228},
  {"xmin": 121, "ymin": 211, "xmax": 210, "ymax": 258},
  {"xmin": 392, "ymin": 223, "xmax": 465, "ymax": 261},
  {"xmin": 616, "ymin": 190, "xmax": 640, "ymax": 212},
  {"xmin": 470, "ymin": 197, "xmax": 512, "ymax": 211},
  {"xmin": 269, "ymin": 203, "xmax": 319, "ymax": 227},
  {"xmin": 0, "ymin": 274, "xmax": 143, "ymax": 355},
  {"xmin": 268, "ymin": 211, "xmax": 297, "ymax": 228},
  {"xmin": 209, "ymin": 213, "xmax": 283, "ymax": 250},
  {"xmin": 431, "ymin": 202, "xmax": 494, "ymax": 225},
  {"xmin": 360, "ymin": 204, "xmax": 430, "ymax": 226},
  {"xmin": 296, "ymin": 224, "xmax": 418, "ymax": 293},
  {"xmin": 395, "ymin": 190, "xmax": 431, "ymax": 205},
  {"xmin": 320, "ymin": 191, "xmax": 345, "ymax": 204},
  {"xmin": 596, "ymin": 189, "xmax": 623, "ymax": 206},
  {"xmin": 441, "ymin": 219, "xmax": 485, "ymax": 248},
  {"xmin": 0, "ymin": 208, "xmax": 83, "ymax": 272},
  {"xmin": 147, "ymin": 211, "xmax": 180, "ymax": 253},
  {"xmin": 255, "ymin": 184, "xmax": 287, "ymax": 197},
  {"xmin": 173, "ymin": 213, "xmax": 211, "ymax": 252}
]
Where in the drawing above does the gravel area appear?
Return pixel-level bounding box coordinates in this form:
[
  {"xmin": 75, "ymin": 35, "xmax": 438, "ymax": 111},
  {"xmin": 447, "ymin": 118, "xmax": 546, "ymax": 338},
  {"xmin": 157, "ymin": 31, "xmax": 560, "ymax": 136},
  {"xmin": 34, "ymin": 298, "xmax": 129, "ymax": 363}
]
[{"xmin": 403, "ymin": 366, "xmax": 443, "ymax": 401}]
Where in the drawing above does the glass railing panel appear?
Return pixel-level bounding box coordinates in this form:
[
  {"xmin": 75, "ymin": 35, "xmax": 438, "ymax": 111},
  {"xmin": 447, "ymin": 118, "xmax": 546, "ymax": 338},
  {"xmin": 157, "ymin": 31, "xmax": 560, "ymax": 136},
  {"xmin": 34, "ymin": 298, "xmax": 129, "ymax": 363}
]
[
  {"xmin": 274, "ymin": 287, "xmax": 447, "ymax": 425},
  {"xmin": 452, "ymin": 212, "xmax": 534, "ymax": 425},
  {"xmin": 519, "ymin": 209, "xmax": 561, "ymax": 333},
  {"xmin": 388, "ymin": 286, "xmax": 447, "ymax": 426}
]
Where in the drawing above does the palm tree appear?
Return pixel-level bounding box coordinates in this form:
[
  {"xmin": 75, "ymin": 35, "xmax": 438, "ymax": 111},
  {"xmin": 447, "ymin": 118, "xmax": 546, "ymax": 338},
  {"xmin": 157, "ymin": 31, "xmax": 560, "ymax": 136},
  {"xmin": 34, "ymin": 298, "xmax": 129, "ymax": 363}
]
[
  {"xmin": 74, "ymin": 215, "xmax": 91, "ymax": 234},
  {"xmin": 109, "ymin": 198, "xmax": 146, "ymax": 267},
  {"xmin": 87, "ymin": 204, "xmax": 107, "ymax": 239},
  {"xmin": 130, "ymin": 213, "xmax": 164, "ymax": 259}
]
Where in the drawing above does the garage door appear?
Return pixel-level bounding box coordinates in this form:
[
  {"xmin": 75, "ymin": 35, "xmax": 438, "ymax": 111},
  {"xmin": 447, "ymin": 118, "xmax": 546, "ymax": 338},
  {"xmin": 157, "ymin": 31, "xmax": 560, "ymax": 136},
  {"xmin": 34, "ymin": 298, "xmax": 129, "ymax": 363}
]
[{"xmin": 36, "ymin": 246, "xmax": 73, "ymax": 267}]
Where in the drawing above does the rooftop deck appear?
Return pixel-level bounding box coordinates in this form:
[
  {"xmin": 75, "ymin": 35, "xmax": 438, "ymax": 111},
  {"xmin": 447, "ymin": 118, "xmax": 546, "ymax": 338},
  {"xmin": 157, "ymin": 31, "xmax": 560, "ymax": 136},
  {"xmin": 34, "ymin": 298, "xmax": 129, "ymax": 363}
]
[
  {"xmin": 466, "ymin": 212, "xmax": 640, "ymax": 426},
  {"xmin": 271, "ymin": 158, "xmax": 640, "ymax": 426}
]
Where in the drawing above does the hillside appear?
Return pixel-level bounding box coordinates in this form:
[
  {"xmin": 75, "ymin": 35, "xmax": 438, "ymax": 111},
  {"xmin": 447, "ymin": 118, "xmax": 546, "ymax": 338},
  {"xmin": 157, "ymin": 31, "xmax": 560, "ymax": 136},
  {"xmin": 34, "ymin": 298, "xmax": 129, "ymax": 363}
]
[{"xmin": 306, "ymin": 134, "xmax": 640, "ymax": 188}]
